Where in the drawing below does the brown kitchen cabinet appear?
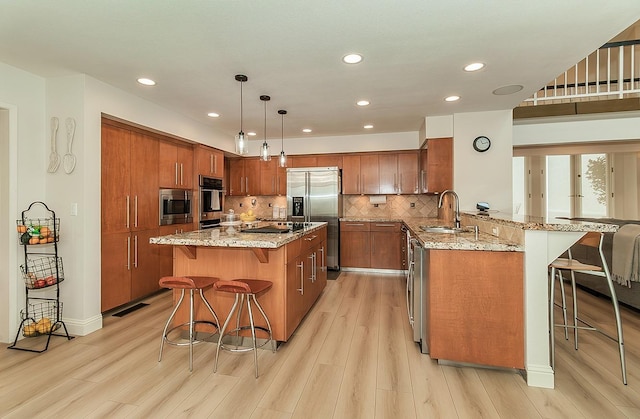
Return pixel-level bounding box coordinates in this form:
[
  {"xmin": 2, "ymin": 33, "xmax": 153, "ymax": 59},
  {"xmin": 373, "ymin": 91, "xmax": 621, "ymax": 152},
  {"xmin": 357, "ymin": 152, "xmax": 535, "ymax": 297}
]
[
  {"xmin": 428, "ymin": 249, "xmax": 524, "ymax": 369},
  {"xmin": 260, "ymin": 159, "xmax": 286, "ymax": 195},
  {"xmin": 195, "ymin": 144, "xmax": 224, "ymax": 179},
  {"xmin": 285, "ymin": 227, "xmax": 327, "ymax": 338},
  {"xmin": 228, "ymin": 158, "xmax": 261, "ymax": 196},
  {"xmin": 289, "ymin": 155, "xmax": 317, "ymax": 168},
  {"xmin": 159, "ymin": 140, "xmax": 194, "ymax": 189},
  {"xmin": 102, "ymin": 124, "xmax": 160, "ymax": 233},
  {"xmin": 101, "ymin": 119, "xmax": 161, "ymax": 312},
  {"xmin": 379, "ymin": 152, "xmax": 419, "ymax": 195},
  {"xmin": 316, "ymin": 154, "xmax": 342, "ymax": 169},
  {"xmin": 340, "ymin": 221, "xmax": 371, "ymax": 268},
  {"xmin": 341, "ymin": 154, "xmax": 379, "ymax": 194},
  {"xmin": 420, "ymin": 137, "xmax": 453, "ymax": 194},
  {"xmin": 370, "ymin": 222, "xmax": 403, "ymax": 269}
]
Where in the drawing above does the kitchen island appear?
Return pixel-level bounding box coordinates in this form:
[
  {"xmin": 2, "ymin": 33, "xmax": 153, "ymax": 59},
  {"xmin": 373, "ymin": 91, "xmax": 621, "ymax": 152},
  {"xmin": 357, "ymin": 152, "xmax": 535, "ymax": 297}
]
[{"xmin": 150, "ymin": 222, "xmax": 328, "ymax": 342}]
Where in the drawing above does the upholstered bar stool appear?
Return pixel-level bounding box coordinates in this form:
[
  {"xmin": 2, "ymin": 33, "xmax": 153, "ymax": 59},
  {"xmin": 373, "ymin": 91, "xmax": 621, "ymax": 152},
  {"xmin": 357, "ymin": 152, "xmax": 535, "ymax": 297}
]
[
  {"xmin": 549, "ymin": 232, "xmax": 627, "ymax": 384},
  {"xmin": 213, "ymin": 279, "xmax": 276, "ymax": 378},
  {"xmin": 158, "ymin": 276, "xmax": 220, "ymax": 372}
]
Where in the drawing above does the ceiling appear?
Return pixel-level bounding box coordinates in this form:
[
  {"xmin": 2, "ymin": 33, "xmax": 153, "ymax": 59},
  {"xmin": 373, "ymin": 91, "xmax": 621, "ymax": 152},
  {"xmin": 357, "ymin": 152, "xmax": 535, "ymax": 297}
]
[{"xmin": 1, "ymin": 1, "xmax": 639, "ymax": 142}]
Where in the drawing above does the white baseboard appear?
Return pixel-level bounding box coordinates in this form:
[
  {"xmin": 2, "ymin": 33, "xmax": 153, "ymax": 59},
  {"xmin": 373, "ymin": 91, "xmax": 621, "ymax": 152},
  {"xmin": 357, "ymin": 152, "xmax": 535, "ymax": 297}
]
[{"xmin": 62, "ymin": 314, "xmax": 103, "ymax": 337}]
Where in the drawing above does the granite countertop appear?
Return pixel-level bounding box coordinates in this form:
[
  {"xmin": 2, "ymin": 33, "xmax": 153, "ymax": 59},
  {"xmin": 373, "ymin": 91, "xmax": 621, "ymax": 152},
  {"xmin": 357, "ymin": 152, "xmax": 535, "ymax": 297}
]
[
  {"xmin": 340, "ymin": 216, "xmax": 523, "ymax": 252},
  {"xmin": 464, "ymin": 212, "xmax": 619, "ymax": 232},
  {"xmin": 149, "ymin": 221, "xmax": 327, "ymax": 249}
]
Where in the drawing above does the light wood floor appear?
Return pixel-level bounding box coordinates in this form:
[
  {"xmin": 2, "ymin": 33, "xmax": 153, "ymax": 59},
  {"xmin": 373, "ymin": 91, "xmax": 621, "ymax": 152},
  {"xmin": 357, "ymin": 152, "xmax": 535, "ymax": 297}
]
[{"xmin": 2, "ymin": 271, "xmax": 640, "ymax": 418}]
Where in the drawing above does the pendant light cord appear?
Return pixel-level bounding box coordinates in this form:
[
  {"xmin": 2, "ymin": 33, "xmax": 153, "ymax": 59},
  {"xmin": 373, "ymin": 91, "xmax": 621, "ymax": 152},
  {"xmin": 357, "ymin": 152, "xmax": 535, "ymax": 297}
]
[{"xmin": 240, "ymin": 81, "xmax": 244, "ymax": 133}]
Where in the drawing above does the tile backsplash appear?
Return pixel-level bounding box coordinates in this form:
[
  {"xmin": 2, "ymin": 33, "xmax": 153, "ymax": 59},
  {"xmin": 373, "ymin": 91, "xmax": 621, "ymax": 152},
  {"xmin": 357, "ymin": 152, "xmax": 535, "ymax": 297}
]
[{"xmin": 224, "ymin": 194, "xmax": 439, "ymax": 219}]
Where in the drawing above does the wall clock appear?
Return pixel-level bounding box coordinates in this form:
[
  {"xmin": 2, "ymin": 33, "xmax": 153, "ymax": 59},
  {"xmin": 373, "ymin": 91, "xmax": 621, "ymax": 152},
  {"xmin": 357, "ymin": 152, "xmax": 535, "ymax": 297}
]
[{"xmin": 473, "ymin": 136, "xmax": 491, "ymax": 152}]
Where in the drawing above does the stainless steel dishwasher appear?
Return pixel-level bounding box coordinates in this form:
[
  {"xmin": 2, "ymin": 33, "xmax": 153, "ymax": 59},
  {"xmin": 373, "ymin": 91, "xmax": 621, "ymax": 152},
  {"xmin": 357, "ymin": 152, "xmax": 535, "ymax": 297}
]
[{"xmin": 410, "ymin": 238, "xmax": 429, "ymax": 354}]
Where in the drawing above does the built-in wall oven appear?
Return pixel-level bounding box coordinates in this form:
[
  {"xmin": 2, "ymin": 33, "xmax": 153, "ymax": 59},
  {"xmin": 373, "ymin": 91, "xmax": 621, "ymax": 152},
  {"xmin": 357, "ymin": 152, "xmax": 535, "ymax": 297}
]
[
  {"xmin": 159, "ymin": 189, "xmax": 193, "ymax": 225},
  {"xmin": 199, "ymin": 175, "xmax": 223, "ymax": 229}
]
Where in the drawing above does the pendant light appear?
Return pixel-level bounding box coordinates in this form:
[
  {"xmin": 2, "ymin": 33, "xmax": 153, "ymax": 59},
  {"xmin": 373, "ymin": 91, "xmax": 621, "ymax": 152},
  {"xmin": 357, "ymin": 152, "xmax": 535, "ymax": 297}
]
[
  {"xmin": 260, "ymin": 95, "xmax": 271, "ymax": 161},
  {"xmin": 278, "ymin": 109, "xmax": 287, "ymax": 167},
  {"xmin": 234, "ymin": 74, "xmax": 249, "ymax": 155}
]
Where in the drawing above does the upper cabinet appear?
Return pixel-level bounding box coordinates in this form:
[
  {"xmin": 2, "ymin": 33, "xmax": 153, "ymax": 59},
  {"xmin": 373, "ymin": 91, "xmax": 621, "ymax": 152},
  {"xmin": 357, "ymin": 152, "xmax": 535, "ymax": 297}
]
[
  {"xmin": 420, "ymin": 137, "xmax": 453, "ymax": 194},
  {"xmin": 260, "ymin": 159, "xmax": 286, "ymax": 196},
  {"xmin": 159, "ymin": 140, "xmax": 194, "ymax": 189},
  {"xmin": 379, "ymin": 152, "xmax": 419, "ymax": 195},
  {"xmin": 228, "ymin": 158, "xmax": 261, "ymax": 196},
  {"xmin": 343, "ymin": 154, "xmax": 379, "ymax": 195},
  {"xmin": 195, "ymin": 145, "xmax": 224, "ymax": 179}
]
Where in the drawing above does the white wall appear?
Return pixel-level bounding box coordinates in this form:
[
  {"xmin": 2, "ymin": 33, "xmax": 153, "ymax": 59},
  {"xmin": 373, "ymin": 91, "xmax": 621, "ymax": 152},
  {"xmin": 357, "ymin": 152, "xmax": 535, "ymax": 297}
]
[
  {"xmin": 277, "ymin": 131, "xmax": 420, "ymax": 156},
  {"xmin": 453, "ymin": 110, "xmax": 514, "ymax": 214},
  {"xmin": 0, "ymin": 62, "xmax": 46, "ymax": 342},
  {"xmin": 513, "ymin": 112, "xmax": 640, "ymax": 146}
]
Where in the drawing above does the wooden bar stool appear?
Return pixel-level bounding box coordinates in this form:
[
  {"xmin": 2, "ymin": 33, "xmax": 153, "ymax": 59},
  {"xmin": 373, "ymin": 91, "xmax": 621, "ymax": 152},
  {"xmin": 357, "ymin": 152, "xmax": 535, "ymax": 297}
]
[
  {"xmin": 549, "ymin": 232, "xmax": 627, "ymax": 384},
  {"xmin": 158, "ymin": 276, "xmax": 220, "ymax": 372},
  {"xmin": 213, "ymin": 279, "xmax": 276, "ymax": 378}
]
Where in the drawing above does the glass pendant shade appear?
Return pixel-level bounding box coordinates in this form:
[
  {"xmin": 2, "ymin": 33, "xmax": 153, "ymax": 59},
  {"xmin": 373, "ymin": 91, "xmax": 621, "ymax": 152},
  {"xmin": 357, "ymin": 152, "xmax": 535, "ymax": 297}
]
[
  {"xmin": 278, "ymin": 109, "xmax": 287, "ymax": 168},
  {"xmin": 260, "ymin": 95, "xmax": 271, "ymax": 161},
  {"xmin": 235, "ymin": 131, "xmax": 248, "ymax": 155},
  {"xmin": 260, "ymin": 140, "xmax": 270, "ymax": 161},
  {"xmin": 235, "ymin": 74, "xmax": 249, "ymax": 155}
]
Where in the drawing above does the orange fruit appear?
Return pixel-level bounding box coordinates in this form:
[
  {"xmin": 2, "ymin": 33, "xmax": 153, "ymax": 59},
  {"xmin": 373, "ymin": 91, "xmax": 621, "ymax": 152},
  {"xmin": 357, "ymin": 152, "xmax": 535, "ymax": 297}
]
[
  {"xmin": 39, "ymin": 238, "xmax": 48, "ymax": 244},
  {"xmin": 17, "ymin": 225, "xmax": 27, "ymax": 233},
  {"xmin": 23, "ymin": 323, "xmax": 37, "ymax": 337},
  {"xmin": 40, "ymin": 227, "xmax": 51, "ymax": 237},
  {"xmin": 28, "ymin": 237, "xmax": 39, "ymax": 245},
  {"xmin": 47, "ymin": 237, "xmax": 54, "ymax": 243}
]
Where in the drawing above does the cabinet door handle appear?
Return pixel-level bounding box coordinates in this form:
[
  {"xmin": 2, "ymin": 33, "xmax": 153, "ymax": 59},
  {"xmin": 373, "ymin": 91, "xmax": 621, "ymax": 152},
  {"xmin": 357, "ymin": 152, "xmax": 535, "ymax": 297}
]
[
  {"xmin": 134, "ymin": 235, "xmax": 138, "ymax": 268},
  {"xmin": 210, "ymin": 154, "xmax": 214, "ymax": 174},
  {"xmin": 345, "ymin": 223, "xmax": 364, "ymax": 226},
  {"xmin": 214, "ymin": 155, "xmax": 218, "ymax": 174},
  {"xmin": 134, "ymin": 195, "xmax": 138, "ymax": 228},
  {"xmin": 308, "ymin": 253, "xmax": 315, "ymax": 282},
  {"xmin": 125, "ymin": 195, "xmax": 130, "ymax": 229},
  {"xmin": 297, "ymin": 262, "xmax": 304, "ymax": 295},
  {"xmin": 304, "ymin": 235, "xmax": 318, "ymax": 241},
  {"xmin": 246, "ymin": 177, "xmax": 249, "ymax": 195},
  {"xmin": 374, "ymin": 224, "xmax": 395, "ymax": 227},
  {"xmin": 421, "ymin": 170, "xmax": 426, "ymax": 193},
  {"xmin": 126, "ymin": 236, "xmax": 131, "ymax": 270},
  {"xmin": 394, "ymin": 173, "xmax": 398, "ymax": 192},
  {"xmin": 175, "ymin": 162, "xmax": 179, "ymax": 185},
  {"xmin": 180, "ymin": 163, "xmax": 184, "ymax": 186},
  {"xmin": 320, "ymin": 246, "xmax": 325, "ymax": 272},
  {"xmin": 356, "ymin": 174, "xmax": 360, "ymax": 194},
  {"xmin": 399, "ymin": 173, "xmax": 402, "ymax": 193},
  {"xmin": 240, "ymin": 176, "xmax": 244, "ymax": 194}
]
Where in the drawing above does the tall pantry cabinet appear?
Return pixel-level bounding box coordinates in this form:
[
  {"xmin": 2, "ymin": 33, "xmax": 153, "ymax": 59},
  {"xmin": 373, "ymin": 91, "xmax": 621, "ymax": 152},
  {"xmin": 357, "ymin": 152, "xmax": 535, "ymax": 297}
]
[{"xmin": 101, "ymin": 121, "xmax": 160, "ymax": 312}]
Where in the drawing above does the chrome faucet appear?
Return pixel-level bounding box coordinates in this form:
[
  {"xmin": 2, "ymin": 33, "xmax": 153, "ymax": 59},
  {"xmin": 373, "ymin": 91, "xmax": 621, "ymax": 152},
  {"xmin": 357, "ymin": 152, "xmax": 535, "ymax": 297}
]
[{"xmin": 438, "ymin": 189, "xmax": 460, "ymax": 229}]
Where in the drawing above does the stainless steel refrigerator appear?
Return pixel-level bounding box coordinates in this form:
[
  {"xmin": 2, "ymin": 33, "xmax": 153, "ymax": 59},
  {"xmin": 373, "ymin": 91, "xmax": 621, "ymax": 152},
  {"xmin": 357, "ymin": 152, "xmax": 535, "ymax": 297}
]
[{"xmin": 287, "ymin": 167, "xmax": 342, "ymax": 270}]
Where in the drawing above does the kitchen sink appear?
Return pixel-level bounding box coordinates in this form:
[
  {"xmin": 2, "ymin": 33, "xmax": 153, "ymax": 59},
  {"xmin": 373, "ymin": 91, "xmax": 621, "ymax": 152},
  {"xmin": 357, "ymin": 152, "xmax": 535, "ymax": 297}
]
[{"xmin": 419, "ymin": 225, "xmax": 464, "ymax": 234}]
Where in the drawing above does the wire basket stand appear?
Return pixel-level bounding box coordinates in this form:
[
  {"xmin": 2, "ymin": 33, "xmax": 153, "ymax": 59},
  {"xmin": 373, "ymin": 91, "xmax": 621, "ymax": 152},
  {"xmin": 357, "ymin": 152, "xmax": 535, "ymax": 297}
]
[{"xmin": 9, "ymin": 201, "xmax": 73, "ymax": 352}]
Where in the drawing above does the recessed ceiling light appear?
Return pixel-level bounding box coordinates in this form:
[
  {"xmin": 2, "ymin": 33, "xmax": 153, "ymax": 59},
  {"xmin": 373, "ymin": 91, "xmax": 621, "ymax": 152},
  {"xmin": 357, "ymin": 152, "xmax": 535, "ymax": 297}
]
[
  {"xmin": 364, "ymin": 124, "xmax": 374, "ymax": 129},
  {"xmin": 207, "ymin": 112, "xmax": 220, "ymax": 118},
  {"xmin": 302, "ymin": 128, "xmax": 312, "ymax": 133},
  {"xmin": 137, "ymin": 77, "xmax": 156, "ymax": 86},
  {"xmin": 342, "ymin": 53, "xmax": 363, "ymax": 64},
  {"xmin": 444, "ymin": 95, "xmax": 460, "ymax": 102},
  {"xmin": 492, "ymin": 84, "xmax": 524, "ymax": 95},
  {"xmin": 247, "ymin": 132, "xmax": 257, "ymax": 136},
  {"xmin": 464, "ymin": 62, "xmax": 485, "ymax": 72},
  {"xmin": 357, "ymin": 100, "xmax": 370, "ymax": 106}
]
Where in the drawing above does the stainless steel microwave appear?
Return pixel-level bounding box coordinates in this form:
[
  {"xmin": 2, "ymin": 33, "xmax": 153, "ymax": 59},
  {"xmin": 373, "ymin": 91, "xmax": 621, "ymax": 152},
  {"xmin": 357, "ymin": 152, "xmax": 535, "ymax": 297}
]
[{"xmin": 159, "ymin": 189, "xmax": 193, "ymax": 225}]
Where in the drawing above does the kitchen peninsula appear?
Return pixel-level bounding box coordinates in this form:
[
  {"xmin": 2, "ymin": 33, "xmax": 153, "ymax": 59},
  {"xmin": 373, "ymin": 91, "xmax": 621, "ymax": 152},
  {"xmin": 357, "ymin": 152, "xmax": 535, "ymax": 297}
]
[
  {"xmin": 150, "ymin": 222, "xmax": 328, "ymax": 342},
  {"xmin": 342, "ymin": 213, "xmax": 618, "ymax": 389}
]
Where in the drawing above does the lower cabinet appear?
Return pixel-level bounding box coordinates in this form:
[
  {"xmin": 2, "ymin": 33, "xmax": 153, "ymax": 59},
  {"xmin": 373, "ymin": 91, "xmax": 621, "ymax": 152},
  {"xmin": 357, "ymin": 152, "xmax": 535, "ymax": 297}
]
[
  {"xmin": 340, "ymin": 221, "xmax": 403, "ymax": 269},
  {"xmin": 285, "ymin": 228, "xmax": 327, "ymax": 339},
  {"xmin": 428, "ymin": 249, "xmax": 524, "ymax": 369},
  {"xmin": 101, "ymin": 228, "xmax": 159, "ymax": 312}
]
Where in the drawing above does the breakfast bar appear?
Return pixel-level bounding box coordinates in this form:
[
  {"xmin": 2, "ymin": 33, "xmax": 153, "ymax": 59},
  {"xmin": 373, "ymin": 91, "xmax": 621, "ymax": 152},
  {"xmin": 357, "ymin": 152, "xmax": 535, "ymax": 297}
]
[
  {"xmin": 462, "ymin": 213, "xmax": 618, "ymax": 388},
  {"xmin": 150, "ymin": 222, "xmax": 328, "ymax": 342}
]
